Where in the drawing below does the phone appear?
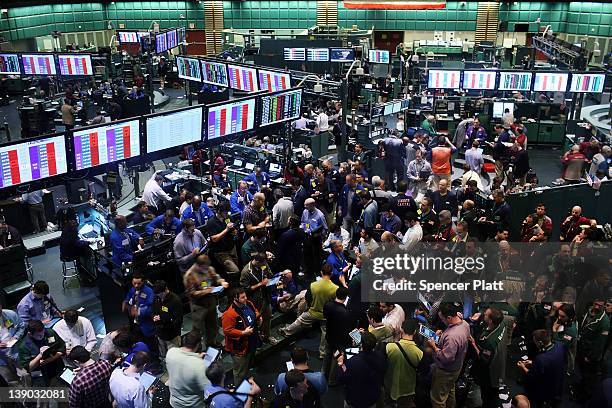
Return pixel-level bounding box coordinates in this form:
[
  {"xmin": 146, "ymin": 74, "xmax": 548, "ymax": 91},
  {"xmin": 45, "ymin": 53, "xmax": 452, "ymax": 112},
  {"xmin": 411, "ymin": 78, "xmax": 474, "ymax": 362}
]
[
  {"xmin": 235, "ymin": 379, "xmax": 251, "ymax": 402},
  {"xmin": 349, "ymin": 329, "xmax": 362, "ymax": 345},
  {"xmin": 419, "ymin": 324, "xmax": 439, "ymax": 343},
  {"xmin": 203, "ymin": 347, "xmax": 221, "ymax": 367}
]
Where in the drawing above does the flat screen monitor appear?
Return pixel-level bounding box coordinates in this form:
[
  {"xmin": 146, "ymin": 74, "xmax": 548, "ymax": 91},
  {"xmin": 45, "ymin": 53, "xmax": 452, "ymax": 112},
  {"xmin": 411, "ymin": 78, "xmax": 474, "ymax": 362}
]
[
  {"xmin": 368, "ymin": 49, "xmax": 390, "ymax": 64},
  {"xmin": 207, "ymin": 98, "xmax": 256, "ymax": 140},
  {"xmin": 72, "ymin": 119, "xmax": 140, "ymax": 170},
  {"xmin": 0, "ymin": 54, "xmax": 20, "ymax": 74},
  {"xmin": 0, "ymin": 135, "xmax": 68, "ymax": 189},
  {"xmin": 330, "ymin": 48, "xmax": 355, "ymax": 63},
  {"xmin": 146, "ymin": 106, "xmax": 203, "ymax": 153},
  {"xmin": 201, "ymin": 60, "xmax": 228, "ymax": 87},
  {"xmin": 21, "ymin": 54, "xmax": 56, "ymax": 76},
  {"xmin": 462, "ymin": 70, "xmax": 496, "ymax": 90},
  {"xmin": 258, "ymin": 69, "xmax": 291, "ymax": 92},
  {"xmin": 371, "ymin": 105, "xmax": 384, "ymax": 118},
  {"xmin": 176, "ymin": 56, "xmax": 202, "ymax": 82},
  {"xmin": 227, "ymin": 64, "xmax": 258, "ymax": 92},
  {"xmin": 498, "ymin": 72, "xmax": 532, "ymax": 91},
  {"xmin": 493, "ymin": 102, "xmax": 515, "ymax": 119},
  {"xmin": 284, "ymin": 48, "xmax": 306, "ymax": 61},
  {"xmin": 177, "ymin": 27, "xmax": 186, "ymax": 44},
  {"xmin": 533, "ymin": 72, "xmax": 569, "ymax": 92},
  {"xmin": 570, "ymin": 73, "xmax": 606, "ymax": 93},
  {"xmin": 155, "ymin": 32, "xmax": 168, "ymax": 54},
  {"xmin": 166, "ymin": 30, "xmax": 178, "ymax": 49},
  {"xmin": 57, "ymin": 55, "xmax": 93, "ymax": 76},
  {"xmin": 391, "ymin": 100, "xmax": 402, "ymax": 114},
  {"xmin": 117, "ymin": 31, "xmax": 139, "ymax": 44},
  {"xmin": 307, "ymin": 48, "xmax": 330, "ymax": 62},
  {"xmin": 260, "ymin": 89, "xmax": 303, "ymax": 127},
  {"xmin": 427, "ymin": 70, "xmax": 461, "ymax": 89}
]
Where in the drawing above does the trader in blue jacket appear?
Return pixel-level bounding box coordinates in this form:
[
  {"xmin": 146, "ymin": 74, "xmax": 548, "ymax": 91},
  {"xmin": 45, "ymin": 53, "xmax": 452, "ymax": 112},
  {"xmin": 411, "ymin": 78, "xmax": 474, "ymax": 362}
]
[
  {"xmin": 122, "ymin": 272, "xmax": 157, "ymax": 363},
  {"xmin": 146, "ymin": 209, "xmax": 182, "ymax": 236},
  {"xmin": 110, "ymin": 215, "xmax": 140, "ymax": 267},
  {"xmin": 230, "ymin": 181, "xmax": 253, "ymax": 216},
  {"xmin": 242, "ymin": 166, "xmax": 271, "ymax": 195},
  {"xmin": 181, "ymin": 195, "xmax": 214, "ymax": 228}
]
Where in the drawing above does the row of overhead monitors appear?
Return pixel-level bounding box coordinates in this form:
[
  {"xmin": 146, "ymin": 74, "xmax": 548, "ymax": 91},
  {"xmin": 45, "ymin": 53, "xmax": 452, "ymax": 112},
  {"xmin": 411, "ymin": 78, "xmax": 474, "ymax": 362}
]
[
  {"xmin": 0, "ymin": 88, "xmax": 303, "ymax": 190},
  {"xmin": 175, "ymin": 56, "xmax": 292, "ymax": 93},
  {"xmin": 117, "ymin": 28, "xmax": 186, "ymax": 54},
  {"xmin": 426, "ymin": 69, "xmax": 607, "ymax": 94},
  {"xmin": 0, "ymin": 53, "xmax": 93, "ymax": 76},
  {"xmin": 281, "ymin": 47, "xmax": 391, "ymax": 64}
]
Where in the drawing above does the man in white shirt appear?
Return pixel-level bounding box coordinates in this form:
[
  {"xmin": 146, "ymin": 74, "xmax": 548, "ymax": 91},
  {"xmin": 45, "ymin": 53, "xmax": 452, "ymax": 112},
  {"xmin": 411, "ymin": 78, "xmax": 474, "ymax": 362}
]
[
  {"xmin": 502, "ymin": 108, "xmax": 515, "ymax": 127},
  {"xmin": 293, "ymin": 114, "xmax": 308, "ymax": 130},
  {"xmin": 165, "ymin": 330, "xmax": 209, "ymax": 408},
  {"xmin": 109, "ymin": 351, "xmax": 151, "ymax": 408},
  {"xmin": 272, "ymin": 190, "xmax": 294, "ymax": 232},
  {"xmin": 53, "ymin": 309, "xmax": 96, "ymax": 353},
  {"xmin": 315, "ymin": 109, "xmax": 330, "ymax": 133},
  {"xmin": 142, "ymin": 174, "xmax": 172, "ymax": 212},
  {"xmin": 380, "ymin": 302, "xmax": 406, "ymax": 342},
  {"xmin": 401, "ymin": 212, "xmax": 423, "ymax": 253}
]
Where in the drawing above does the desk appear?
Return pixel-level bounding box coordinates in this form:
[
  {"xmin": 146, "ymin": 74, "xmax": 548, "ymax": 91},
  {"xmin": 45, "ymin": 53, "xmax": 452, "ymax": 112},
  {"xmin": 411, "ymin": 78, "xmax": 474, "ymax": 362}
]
[{"xmin": 293, "ymin": 130, "xmax": 329, "ymax": 160}]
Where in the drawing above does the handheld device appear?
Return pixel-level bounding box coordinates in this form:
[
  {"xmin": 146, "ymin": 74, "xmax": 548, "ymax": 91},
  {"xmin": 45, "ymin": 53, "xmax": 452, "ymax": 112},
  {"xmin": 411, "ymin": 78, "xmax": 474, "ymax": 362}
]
[
  {"xmin": 419, "ymin": 324, "xmax": 439, "ymax": 343},
  {"xmin": 203, "ymin": 347, "xmax": 221, "ymax": 367},
  {"xmin": 235, "ymin": 379, "xmax": 251, "ymax": 402},
  {"xmin": 59, "ymin": 368, "xmax": 75, "ymax": 384},
  {"xmin": 139, "ymin": 372, "xmax": 158, "ymax": 391},
  {"xmin": 286, "ymin": 361, "xmax": 294, "ymax": 371},
  {"xmin": 349, "ymin": 329, "xmax": 362, "ymax": 345}
]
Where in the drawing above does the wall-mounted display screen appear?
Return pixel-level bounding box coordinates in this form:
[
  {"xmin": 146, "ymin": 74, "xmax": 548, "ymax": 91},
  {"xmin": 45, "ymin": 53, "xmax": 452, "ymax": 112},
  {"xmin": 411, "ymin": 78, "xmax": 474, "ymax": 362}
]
[
  {"xmin": 258, "ymin": 69, "xmax": 291, "ymax": 92},
  {"xmin": 21, "ymin": 54, "xmax": 56, "ymax": 76},
  {"xmin": 284, "ymin": 48, "xmax": 306, "ymax": 61},
  {"xmin": 498, "ymin": 72, "xmax": 532, "ymax": 91},
  {"xmin": 201, "ymin": 60, "xmax": 228, "ymax": 87},
  {"xmin": 57, "ymin": 55, "xmax": 93, "ymax": 76},
  {"xmin": 72, "ymin": 120, "xmax": 140, "ymax": 170},
  {"xmin": 493, "ymin": 102, "xmax": 515, "ymax": 119},
  {"xmin": 330, "ymin": 48, "xmax": 355, "ymax": 63},
  {"xmin": 0, "ymin": 54, "xmax": 21, "ymax": 75},
  {"xmin": 227, "ymin": 64, "xmax": 258, "ymax": 92},
  {"xmin": 207, "ymin": 99, "xmax": 256, "ymax": 140},
  {"xmin": 177, "ymin": 27, "xmax": 186, "ymax": 44},
  {"xmin": 368, "ymin": 50, "xmax": 390, "ymax": 64},
  {"xmin": 260, "ymin": 89, "xmax": 302, "ymax": 127},
  {"xmin": 155, "ymin": 32, "xmax": 167, "ymax": 53},
  {"xmin": 307, "ymin": 48, "xmax": 330, "ymax": 62},
  {"xmin": 166, "ymin": 30, "xmax": 178, "ymax": 49},
  {"xmin": 533, "ymin": 72, "xmax": 569, "ymax": 92},
  {"xmin": 427, "ymin": 70, "xmax": 461, "ymax": 89},
  {"xmin": 569, "ymin": 73, "xmax": 606, "ymax": 93},
  {"xmin": 176, "ymin": 56, "xmax": 202, "ymax": 82},
  {"xmin": 146, "ymin": 107, "xmax": 203, "ymax": 153},
  {"xmin": 0, "ymin": 135, "xmax": 68, "ymax": 189},
  {"xmin": 462, "ymin": 70, "xmax": 496, "ymax": 90},
  {"xmin": 118, "ymin": 32, "xmax": 139, "ymax": 43}
]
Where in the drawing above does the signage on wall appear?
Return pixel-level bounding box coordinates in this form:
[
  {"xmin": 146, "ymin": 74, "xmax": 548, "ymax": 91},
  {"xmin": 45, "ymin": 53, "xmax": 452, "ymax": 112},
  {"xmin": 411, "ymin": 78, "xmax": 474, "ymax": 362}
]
[{"xmin": 343, "ymin": 0, "xmax": 446, "ymax": 9}]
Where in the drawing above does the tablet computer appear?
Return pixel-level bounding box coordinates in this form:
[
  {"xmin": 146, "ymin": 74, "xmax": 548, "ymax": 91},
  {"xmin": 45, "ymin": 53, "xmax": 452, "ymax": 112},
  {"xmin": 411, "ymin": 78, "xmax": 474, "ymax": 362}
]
[
  {"xmin": 235, "ymin": 379, "xmax": 251, "ymax": 402},
  {"xmin": 419, "ymin": 324, "xmax": 439, "ymax": 343},
  {"xmin": 349, "ymin": 329, "xmax": 362, "ymax": 345},
  {"xmin": 59, "ymin": 368, "xmax": 76, "ymax": 385},
  {"xmin": 203, "ymin": 347, "xmax": 221, "ymax": 367}
]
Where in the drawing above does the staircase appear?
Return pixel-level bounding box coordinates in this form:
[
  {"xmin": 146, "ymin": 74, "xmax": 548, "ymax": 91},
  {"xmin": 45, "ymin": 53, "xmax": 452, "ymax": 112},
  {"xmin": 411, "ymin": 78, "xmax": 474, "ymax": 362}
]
[
  {"xmin": 475, "ymin": 1, "xmax": 500, "ymax": 45},
  {"xmin": 204, "ymin": 1, "xmax": 224, "ymax": 56}
]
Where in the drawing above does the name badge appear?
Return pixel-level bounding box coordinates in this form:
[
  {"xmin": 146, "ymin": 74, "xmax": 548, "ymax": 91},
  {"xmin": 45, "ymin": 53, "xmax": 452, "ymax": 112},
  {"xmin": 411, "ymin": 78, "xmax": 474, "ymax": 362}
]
[
  {"xmin": 161, "ymin": 306, "xmax": 169, "ymax": 313},
  {"xmin": 140, "ymin": 293, "xmax": 147, "ymax": 299},
  {"xmin": 122, "ymin": 239, "xmax": 129, "ymax": 246},
  {"xmin": 48, "ymin": 337, "xmax": 55, "ymax": 343}
]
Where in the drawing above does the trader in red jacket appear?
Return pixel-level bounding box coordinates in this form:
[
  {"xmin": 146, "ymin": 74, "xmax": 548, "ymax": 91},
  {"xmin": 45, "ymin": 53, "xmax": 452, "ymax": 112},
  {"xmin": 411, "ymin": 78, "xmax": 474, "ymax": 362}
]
[{"xmin": 221, "ymin": 287, "xmax": 261, "ymax": 382}]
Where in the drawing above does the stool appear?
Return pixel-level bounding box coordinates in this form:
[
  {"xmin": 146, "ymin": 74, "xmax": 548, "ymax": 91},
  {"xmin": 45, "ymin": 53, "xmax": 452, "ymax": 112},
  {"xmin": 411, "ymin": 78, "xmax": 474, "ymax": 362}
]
[{"xmin": 60, "ymin": 256, "xmax": 80, "ymax": 289}]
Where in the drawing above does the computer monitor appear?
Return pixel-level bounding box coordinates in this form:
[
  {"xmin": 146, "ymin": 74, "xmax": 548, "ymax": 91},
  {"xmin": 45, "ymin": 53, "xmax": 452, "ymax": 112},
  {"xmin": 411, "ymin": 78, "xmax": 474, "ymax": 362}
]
[
  {"xmin": 166, "ymin": 30, "xmax": 178, "ymax": 49},
  {"xmin": 306, "ymin": 48, "xmax": 330, "ymax": 62},
  {"xmin": 368, "ymin": 50, "xmax": 390, "ymax": 64},
  {"xmin": 371, "ymin": 105, "xmax": 385, "ymax": 118},
  {"xmin": 145, "ymin": 106, "xmax": 204, "ymax": 153},
  {"xmin": 232, "ymin": 159, "xmax": 243, "ymax": 167},
  {"xmin": 569, "ymin": 73, "xmax": 606, "ymax": 93},
  {"xmin": 200, "ymin": 60, "xmax": 229, "ymax": 87},
  {"xmin": 245, "ymin": 162, "xmax": 255, "ymax": 171},
  {"xmin": 493, "ymin": 102, "xmax": 504, "ymax": 118},
  {"xmin": 284, "ymin": 48, "xmax": 306, "ymax": 61},
  {"xmin": 330, "ymin": 48, "xmax": 355, "ymax": 63},
  {"xmin": 72, "ymin": 119, "xmax": 140, "ymax": 170},
  {"xmin": 498, "ymin": 72, "xmax": 532, "ymax": 91},
  {"xmin": 533, "ymin": 72, "xmax": 569, "ymax": 92},
  {"xmin": 257, "ymin": 69, "xmax": 291, "ymax": 92},
  {"xmin": 176, "ymin": 56, "xmax": 202, "ymax": 82},
  {"xmin": 117, "ymin": 31, "xmax": 139, "ymax": 44},
  {"xmin": 207, "ymin": 98, "xmax": 256, "ymax": 140},
  {"xmin": 155, "ymin": 32, "xmax": 168, "ymax": 54},
  {"xmin": 259, "ymin": 89, "xmax": 303, "ymax": 127},
  {"xmin": 0, "ymin": 54, "xmax": 21, "ymax": 75},
  {"xmin": 427, "ymin": 70, "xmax": 461, "ymax": 89},
  {"xmin": 57, "ymin": 54, "xmax": 93, "ymax": 76},
  {"xmin": 269, "ymin": 163, "xmax": 282, "ymax": 174},
  {"xmin": 462, "ymin": 70, "xmax": 497, "ymax": 90},
  {"xmin": 0, "ymin": 134, "xmax": 68, "ymax": 189},
  {"xmin": 392, "ymin": 101, "xmax": 402, "ymax": 114},
  {"xmin": 21, "ymin": 54, "xmax": 57, "ymax": 76},
  {"xmin": 227, "ymin": 64, "xmax": 258, "ymax": 92}
]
